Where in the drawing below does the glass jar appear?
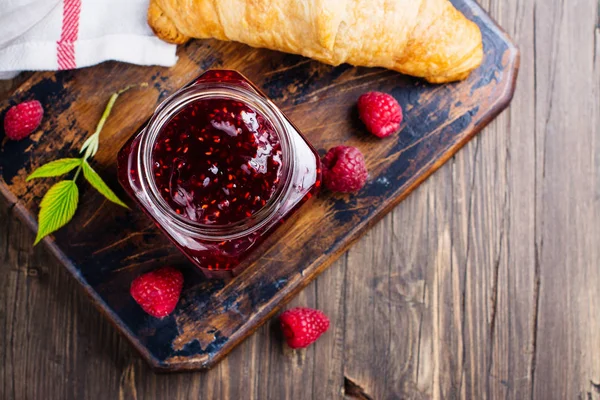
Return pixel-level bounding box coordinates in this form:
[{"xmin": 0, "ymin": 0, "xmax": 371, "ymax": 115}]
[{"xmin": 117, "ymin": 70, "xmax": 321, "ymax": 279}]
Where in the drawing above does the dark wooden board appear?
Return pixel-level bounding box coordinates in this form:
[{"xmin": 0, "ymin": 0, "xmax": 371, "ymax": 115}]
[{"xmin": 0, "ymin": 0, "xmax": 518, "ymax": 372}]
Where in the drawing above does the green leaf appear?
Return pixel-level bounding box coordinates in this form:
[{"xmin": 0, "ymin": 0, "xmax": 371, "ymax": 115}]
[
  {"xmin": 34, "ymin": 180, "xmax": 79, "ymax": 245},
  {"xmin": 82, "ymin": 161, "xmax": 128, "ymax": 208},
  {"xmin": 27, "ymin": 158, "xmax": 82, "ymax": 181}
]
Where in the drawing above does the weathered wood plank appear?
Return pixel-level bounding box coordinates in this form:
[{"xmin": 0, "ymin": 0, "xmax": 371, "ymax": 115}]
[
  {"xmin": 486, "ymin": 0, "xmax": 538, "ymax": 398},
  {"xmin": 441, "ymin": 0, "xmax": 538, "ymax": 398},
  {"xmin": 532, "ymin": 0, "xmax": 600, "ymax": 398}
]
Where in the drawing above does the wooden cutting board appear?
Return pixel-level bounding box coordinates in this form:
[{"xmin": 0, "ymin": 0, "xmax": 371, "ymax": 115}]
[{"xmin": 0, "ymin": 0, "xmax": 518, "ymax": 371}]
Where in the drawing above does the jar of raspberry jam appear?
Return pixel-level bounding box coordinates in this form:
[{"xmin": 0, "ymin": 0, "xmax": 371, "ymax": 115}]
[{"xmin": 117, "ymin": 70, "xmax": 321, "ymax": 279}]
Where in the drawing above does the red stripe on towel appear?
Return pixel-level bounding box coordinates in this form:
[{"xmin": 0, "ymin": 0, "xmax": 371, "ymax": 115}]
[{"xmin": 57, "ymin": 0, "xmax": 81, "ymax": 70}]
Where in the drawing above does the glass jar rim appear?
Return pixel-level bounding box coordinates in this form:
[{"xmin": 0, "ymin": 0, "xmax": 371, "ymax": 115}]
[{"xmin": 137, "ymin": 81, "xmax": 296, "ymax": 240}]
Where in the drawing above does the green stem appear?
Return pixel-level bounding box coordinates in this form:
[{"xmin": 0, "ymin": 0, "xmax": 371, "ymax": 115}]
[
  {"xmin": 92, "ymin": 93, "xmax": 118, "ymax": 138},
  {"xmin": 93, "ymin": 84, "xmax": 144, "ymax": 136},
  {"xmin": 72, "ymin": 164, "xmax": 83, "ymax": 182},
  {"xmin": 82, "ymin": 82, "xmax": 148, "ymax": 159}
]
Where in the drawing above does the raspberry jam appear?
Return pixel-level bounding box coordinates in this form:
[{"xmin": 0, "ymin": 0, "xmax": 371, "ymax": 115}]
[
  {"xmin": 152, "ymin": 98, "xmax": 283, "ymax": 225},
  {"xmin": 118, "ymin": 70, "xmax": 321, "ymax": 279}
]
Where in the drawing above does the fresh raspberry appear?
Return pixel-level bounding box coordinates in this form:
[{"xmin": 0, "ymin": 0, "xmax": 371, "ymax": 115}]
[
  {"xmin": 357, "ymin": 92, "xmax": 402, "ymax": 138},
  {"xmin": 130, "ymin": 267, "xmax": 183, "ymax": 318},
  {"xmin": 279, "ymin": 307, "xmax": 330, "ymax": 349},
  {"xmin": 3, "ymin": 100, "xmax": 44, "ymax": 141},
  {"xmin": 322, "ymin": 146, "xmax": 368, "ymax": 193}
]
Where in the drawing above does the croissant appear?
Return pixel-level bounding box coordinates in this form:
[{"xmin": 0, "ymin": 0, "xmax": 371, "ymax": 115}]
[{"xmin": 148, "ymin": 0, "xmax": 484, "ymax": 83}]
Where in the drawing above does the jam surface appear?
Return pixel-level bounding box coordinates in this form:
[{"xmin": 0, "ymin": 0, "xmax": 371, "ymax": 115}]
[{"xmin": 151, "ymin": 97, "xmax": 283, "ymax": 225}]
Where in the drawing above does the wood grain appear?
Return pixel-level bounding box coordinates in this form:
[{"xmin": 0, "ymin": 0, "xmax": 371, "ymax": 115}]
[
  {"xmin": 2, "ymin": 0, "xmax": 598, "ymax": 398},
  {"xmin": 532, "ymin": 0, "xmax": 600, "ymax": 398}
]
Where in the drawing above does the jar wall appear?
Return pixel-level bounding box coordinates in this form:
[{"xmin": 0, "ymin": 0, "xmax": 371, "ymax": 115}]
[{"xmin": 117, "ymin": 70, "xmax": 321, "ymax": 279}]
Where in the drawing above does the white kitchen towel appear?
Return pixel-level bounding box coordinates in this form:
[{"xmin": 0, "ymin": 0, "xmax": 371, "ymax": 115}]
[{"xmin": 0, "ymin": 0, "xmax": 178, "ymax": 79}]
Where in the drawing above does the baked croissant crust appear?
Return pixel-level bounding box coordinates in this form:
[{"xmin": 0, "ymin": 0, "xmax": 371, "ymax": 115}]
[{"xmin": 148, "ymin": 0, "xmax": 484, "ymax": 83}]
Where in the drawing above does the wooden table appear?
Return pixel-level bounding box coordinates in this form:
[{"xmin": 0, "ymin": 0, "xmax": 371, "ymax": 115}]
[{"xmin": 1, "ymin": 0, "xmax": 599, "ymax": 398}]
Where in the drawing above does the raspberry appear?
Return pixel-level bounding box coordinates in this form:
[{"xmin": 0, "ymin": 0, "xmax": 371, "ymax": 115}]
[
  {"xmin": 130, "ymin": 267, "xmax": 183, "ymax": 318},
  {"xmin": 279, "ymin": 307, "xmax": 330, "ymax": 349},
  {"xmin": 357, "ymin": 92, "xmax": 402, "ymax": 138},
  {"xmin": 322, "ymin": 146, "xmax": 368, "ymax": 193},
  {"xmin": 3, "ymin": 100, "xmax": 44, "ymax": 141}
]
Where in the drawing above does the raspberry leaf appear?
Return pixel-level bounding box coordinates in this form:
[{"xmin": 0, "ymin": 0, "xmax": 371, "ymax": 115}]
[
  {"xmin": 27, "ymin": 158, "xmax": 82, "ymax": 181},
  {"xmin": 29, "ymin": 84, "xmax": 145, "ymax": 247},
  {"xmin": 34, "ymin": 180, "xmax": 79, "ymax": 245},
  {"xmin": 82, "ymin": 161, "xmax": 128, "ymax": 208}
]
